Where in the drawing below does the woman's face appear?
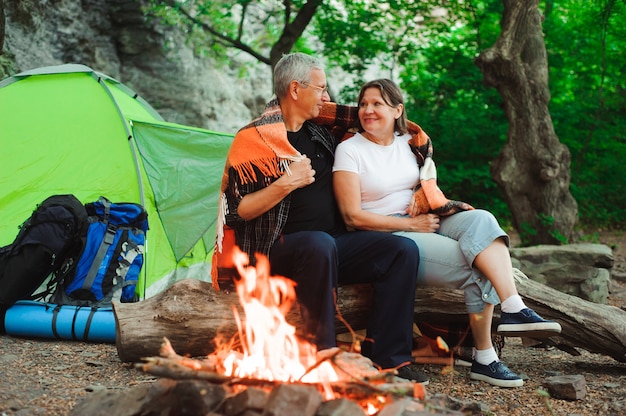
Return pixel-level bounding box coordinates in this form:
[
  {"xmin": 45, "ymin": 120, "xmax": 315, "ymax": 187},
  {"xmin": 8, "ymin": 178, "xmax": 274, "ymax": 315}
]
[{"xmin": 358, "ymin": 87, "xmax": 403, "ymax": 138}]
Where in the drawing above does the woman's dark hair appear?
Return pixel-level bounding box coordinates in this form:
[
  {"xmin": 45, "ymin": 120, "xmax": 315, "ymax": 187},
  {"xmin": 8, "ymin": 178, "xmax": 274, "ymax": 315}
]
[{"xmin": 356, "ymin": 79, "xmax": 408, "ymax": 134}]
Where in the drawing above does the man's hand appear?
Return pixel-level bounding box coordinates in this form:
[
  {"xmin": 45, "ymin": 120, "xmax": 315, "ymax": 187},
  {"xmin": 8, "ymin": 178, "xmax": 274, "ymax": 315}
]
[
  {"xmin": 236, "ymin": 156, "xmax": 315, "ymax": 220},
  {"xmin": 281, "ymin": 155, "xmax": 315, "ymax": 189}
]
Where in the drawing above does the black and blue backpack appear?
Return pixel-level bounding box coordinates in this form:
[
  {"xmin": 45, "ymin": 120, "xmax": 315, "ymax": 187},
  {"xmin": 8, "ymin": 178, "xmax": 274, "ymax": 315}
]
[
  {"xmin": 0, "ymin": 194, "xmax": 88, "ymax": 310},
  {"xmin": 51, "ymin": 196, "xmax": 148, "ymax": 307},
  {"xmin": 0, "ymin": 195, "xmax": 148, "ymax": 338}
]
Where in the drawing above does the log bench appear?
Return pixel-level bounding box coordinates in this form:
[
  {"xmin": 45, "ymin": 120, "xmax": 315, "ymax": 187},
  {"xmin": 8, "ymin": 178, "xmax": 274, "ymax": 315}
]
[{"xmin": 113, "ymin": 273, "xmax": 626, "ymax": 363}]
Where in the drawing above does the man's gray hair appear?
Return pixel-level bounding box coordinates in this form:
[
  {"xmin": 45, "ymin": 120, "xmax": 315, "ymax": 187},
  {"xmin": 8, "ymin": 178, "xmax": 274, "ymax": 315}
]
[{"xmin": 274, "ymin": 53, "xmax": 325, "ymax": 99}]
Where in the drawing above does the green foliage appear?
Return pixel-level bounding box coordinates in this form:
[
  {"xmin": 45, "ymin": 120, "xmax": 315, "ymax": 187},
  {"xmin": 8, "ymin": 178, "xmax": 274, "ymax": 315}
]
[
  {"xmin": 519, "ymin": 213, "xmax": 569, "ymax": 246},
  {"xmin": 315, "ymin": 1, "xmax": 437, "ymax": 71},
  {"xmin": 543, "ymin": 0, "xmax": 626, "ymax": 228},
  {"xmin": 536, "ymin": 388, "xmax": 556, "ymax": 416},
  {"xmin": 539, "ymin": 213, "xmax": 569, "ymax": 244},
  {"xmin": 577, "ymin": 230, "xmax": 600, "ymax": 244},
  {"xmin": 142, "ymin": 0, "xmax": 318, "ymax": 66},
  {"xmin": 519, "ymin": 221, "xmax": 538, "ymax": 246},
  {"xmin": 140, "ymin": 0, "xmax": 626, "ymax": 230},
  {"xmin": 315, "ymin": 0, "xmax": 457, "ymax": 100},
  {"xmin": 393, "ymin": 2, "xmax": 512, "ymax": 222}
]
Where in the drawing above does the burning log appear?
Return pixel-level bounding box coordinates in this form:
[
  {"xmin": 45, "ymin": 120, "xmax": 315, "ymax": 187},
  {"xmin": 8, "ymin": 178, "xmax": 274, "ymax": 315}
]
[
  {"xmin": 135, "ymin": 339, "xmax": 419, "ymax": 399},
  {"xmin": 114, "ymin": 271, "xmax": 626, "ymax": 364}
]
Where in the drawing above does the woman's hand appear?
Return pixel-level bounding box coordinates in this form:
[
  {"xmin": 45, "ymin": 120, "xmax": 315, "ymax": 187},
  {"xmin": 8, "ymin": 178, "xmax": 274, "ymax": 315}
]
[
  {"xmin": 407, "ymin": 213, "xmax": 440, "ymax": 233},
  {"xmin": 406, "ymin": 194, "xmax": 421, "ymax": 217}
]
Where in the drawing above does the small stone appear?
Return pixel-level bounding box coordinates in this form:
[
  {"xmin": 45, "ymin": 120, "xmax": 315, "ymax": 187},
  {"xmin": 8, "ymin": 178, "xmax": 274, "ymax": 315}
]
[
  {"xmin": 316, "ymin": 398, "xmax": 366, "ymax": 416},
  {"xmin": 542, "ymin": 374, "xmax": 587, "ymax": 400},
  {"xmin": 262, "ymin": 384, "xmax": 323, "ymax": 416},
  {"xmin": 85, "ymin": 360, "xmax": 105, "ymax": 367},
  {"xmin": 0, "ymin": 353, "xmax": 19, "ymax": 363},
  {"xmin": 223, "ymin": 387, "xmax": 269, "ymax": 415},
  {"xmin": 85, "ymin": 385, "xmax": 108, "ymax": 392}
]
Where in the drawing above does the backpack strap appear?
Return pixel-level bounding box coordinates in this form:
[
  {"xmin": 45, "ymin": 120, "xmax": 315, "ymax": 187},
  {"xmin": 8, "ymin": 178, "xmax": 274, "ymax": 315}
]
[
  {"xmin": 51, "ymin": 304, "xmax": 82, "ymax": 341},
  {"xmin": 50, "ymin": 304, "xmax": 98, "ymax": 341},
  {"xmin": 116, "ymin": 238, "xmax": 143, "ymax": 282},
  {"xmin": 81, "ymin": 307, "xmax": 98, "ymax": 342},
  {"xmin": 51, "ymin": 304, "xmax": 62, "ymax": 340},
  {"xmin": 69, "ymin": 305, "xmax": 94, "ymax": 341}
]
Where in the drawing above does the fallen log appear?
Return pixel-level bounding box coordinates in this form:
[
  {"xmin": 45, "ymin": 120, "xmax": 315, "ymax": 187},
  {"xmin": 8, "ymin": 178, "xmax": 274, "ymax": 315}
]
[
  {"xmin": 113, "ymin": 274, "xmax": 626, "ymax": 363},
  {"xmin": 511, "ymin": 275, "xmax": 626, "ymax": 362}
]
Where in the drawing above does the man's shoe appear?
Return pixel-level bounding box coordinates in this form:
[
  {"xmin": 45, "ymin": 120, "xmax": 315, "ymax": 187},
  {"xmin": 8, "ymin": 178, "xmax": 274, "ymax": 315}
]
[
  {"xmin": 470, "ymin": 360, "xmax": 523, "ymax": 387},
  {"xmin": 497, "ymin": 308, "xmax": 562, "ymax": 338},
  {"xmin": 396, "ymin": 364, "xmax": 429, "ymax": 385}
]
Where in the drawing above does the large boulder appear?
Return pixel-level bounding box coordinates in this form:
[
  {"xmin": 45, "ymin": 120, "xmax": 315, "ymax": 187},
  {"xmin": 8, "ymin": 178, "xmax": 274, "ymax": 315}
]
[{"xmin": 511, "ymin": 243, "xmax": 613, "ymax": 304}]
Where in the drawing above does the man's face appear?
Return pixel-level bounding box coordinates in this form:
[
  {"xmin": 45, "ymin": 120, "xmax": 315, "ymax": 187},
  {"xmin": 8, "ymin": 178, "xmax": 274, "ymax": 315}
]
[{"xmin": 298, "ymin": 68, "xmax": 330, "ymax": 120}]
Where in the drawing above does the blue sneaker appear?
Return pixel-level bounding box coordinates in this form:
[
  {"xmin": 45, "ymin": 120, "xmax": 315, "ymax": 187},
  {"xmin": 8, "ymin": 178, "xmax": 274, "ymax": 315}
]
[
  {"xmin": 497, "ymin": 308, "xmax": 562, "ymax": 338},
  {"xmin": 470, "ymin": 360, "xmax": 523, "ymax": 387}
]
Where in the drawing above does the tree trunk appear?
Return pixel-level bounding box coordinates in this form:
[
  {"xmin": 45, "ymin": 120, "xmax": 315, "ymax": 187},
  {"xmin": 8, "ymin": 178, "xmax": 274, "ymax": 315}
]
[
  {"xmin": 269, "ymin": 0, "xmax": 323, "ymax": 69},
  {"xmin": 474, "ymin": 0, "xmax": 578, "ymax": 246},
  {"xmin": 114, "ymin": 277, "xmax": 626, "ymax": 364}
]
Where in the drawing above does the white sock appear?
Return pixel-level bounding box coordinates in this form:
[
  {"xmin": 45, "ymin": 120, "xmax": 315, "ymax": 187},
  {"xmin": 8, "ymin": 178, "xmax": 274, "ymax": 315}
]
[
  {"xmin": 500, "ymin": 294, "xmax": 526, "ymax": 313},
  {"xmin": 474, "ymin": 347, "xmax": 499, "ymax": 365}
]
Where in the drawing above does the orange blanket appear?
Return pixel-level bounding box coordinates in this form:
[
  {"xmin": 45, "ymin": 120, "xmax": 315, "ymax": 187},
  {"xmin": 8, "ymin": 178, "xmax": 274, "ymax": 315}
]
[{"xmin": 403, "ymin": 121, "xmax": 474, "ymax": 216}]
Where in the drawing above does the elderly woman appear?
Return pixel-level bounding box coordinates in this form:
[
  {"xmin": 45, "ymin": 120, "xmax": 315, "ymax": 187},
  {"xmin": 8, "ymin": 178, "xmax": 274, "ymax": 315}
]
[{"xmin": 332, "ymin": 78, "xmax": 561, "ymax": 388}]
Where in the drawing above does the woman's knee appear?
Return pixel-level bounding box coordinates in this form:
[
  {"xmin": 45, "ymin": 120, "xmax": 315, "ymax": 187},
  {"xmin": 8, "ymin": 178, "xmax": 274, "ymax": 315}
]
[
  {"xmin": 444, "ymin": 210, "xmax": 506, "ymax": 244},
  {"xmin": 473, "ymin": 209, "xmax": 499, "ymax": 225}
]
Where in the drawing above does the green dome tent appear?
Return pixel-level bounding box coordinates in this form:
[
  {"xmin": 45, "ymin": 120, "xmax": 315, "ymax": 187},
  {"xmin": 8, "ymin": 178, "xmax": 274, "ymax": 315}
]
[{"xmin": 0, "ymin": 64, "xmax": 233, "ymax": 299}]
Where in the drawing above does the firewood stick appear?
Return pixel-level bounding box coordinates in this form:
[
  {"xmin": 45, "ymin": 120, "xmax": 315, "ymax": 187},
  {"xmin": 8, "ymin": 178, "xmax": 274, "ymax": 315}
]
[{"xmin": 136, "ymin": 354, "xmax": 416, "ymax": 397}]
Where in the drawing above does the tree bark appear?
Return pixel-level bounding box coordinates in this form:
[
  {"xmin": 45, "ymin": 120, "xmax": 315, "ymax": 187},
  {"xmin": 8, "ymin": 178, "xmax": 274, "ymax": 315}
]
[
  {"xmin": 269, "ymin": 0, "xmax": 323, "ymax": 69},
  {"xmin": 474, "ymin": 0, "xmax": 578, "ymax": 245},
  {"xmin": 114, "ymin": 277, "xmax": 626, "ymax": 363}
]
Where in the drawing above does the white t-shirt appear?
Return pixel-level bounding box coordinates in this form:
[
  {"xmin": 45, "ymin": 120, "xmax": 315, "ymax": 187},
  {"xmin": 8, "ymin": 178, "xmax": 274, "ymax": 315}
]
[{"xmin": 333, "ymin": 132, "xmax": 420, "ymax": 215}]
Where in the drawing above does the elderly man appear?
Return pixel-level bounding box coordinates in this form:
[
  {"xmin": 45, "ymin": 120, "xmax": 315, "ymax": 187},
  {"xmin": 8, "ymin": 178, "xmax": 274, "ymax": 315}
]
[{"xmin": 212, "ymin": 53, "xmax": 426, "ymax": 383}]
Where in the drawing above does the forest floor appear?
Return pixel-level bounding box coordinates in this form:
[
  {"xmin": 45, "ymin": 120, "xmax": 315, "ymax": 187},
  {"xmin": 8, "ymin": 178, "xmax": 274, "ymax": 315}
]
[{"xmin": 0, "ymin": 228, "xmax": 624, "ymax": 416}]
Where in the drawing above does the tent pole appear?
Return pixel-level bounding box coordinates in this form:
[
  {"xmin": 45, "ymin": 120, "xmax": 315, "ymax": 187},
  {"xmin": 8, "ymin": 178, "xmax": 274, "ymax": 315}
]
[
  {"xmin": 94, "ymin": 76, "xmax": 146, "ymax": 207},
  {"xmin": 95, "ymin": 75, "xmax": 149, "ymax": 299}
]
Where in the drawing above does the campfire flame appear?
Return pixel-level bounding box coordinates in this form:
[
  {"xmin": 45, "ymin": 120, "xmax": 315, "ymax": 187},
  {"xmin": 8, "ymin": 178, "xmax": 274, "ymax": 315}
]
[
  {"xmin": 214, "ymin": 248, "xmax": 338, "ymax": 398},
  {"xmin": 137, "ymin": 248, "xmax": 427, "ymax": 415}
]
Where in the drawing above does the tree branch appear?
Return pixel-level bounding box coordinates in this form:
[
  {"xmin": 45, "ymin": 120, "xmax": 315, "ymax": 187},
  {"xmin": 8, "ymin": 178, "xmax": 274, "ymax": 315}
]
[
  {"xmin": 269, "ymin": 0, "xmax": 322, "ymax": 67},
  {"xmin": 176, "ymin": 6, "xmax": 271, "ymax": 65}
]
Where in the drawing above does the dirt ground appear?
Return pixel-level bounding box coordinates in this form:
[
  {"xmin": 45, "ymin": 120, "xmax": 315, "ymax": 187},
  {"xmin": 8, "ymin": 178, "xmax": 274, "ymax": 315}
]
[{"xmin": 0, "ymin": 229, "xmax": 624, "ymax": 416}]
